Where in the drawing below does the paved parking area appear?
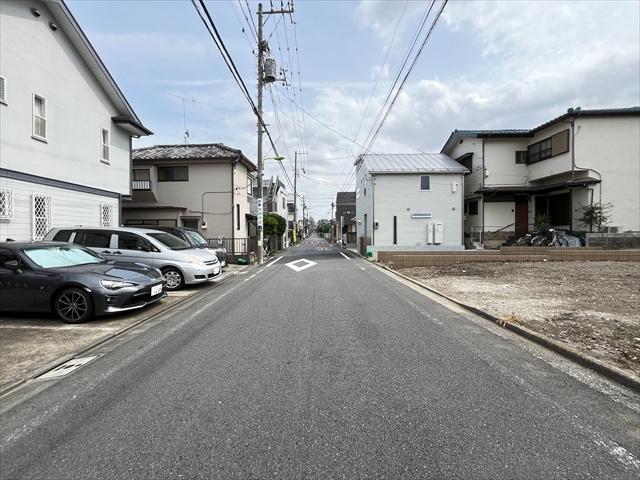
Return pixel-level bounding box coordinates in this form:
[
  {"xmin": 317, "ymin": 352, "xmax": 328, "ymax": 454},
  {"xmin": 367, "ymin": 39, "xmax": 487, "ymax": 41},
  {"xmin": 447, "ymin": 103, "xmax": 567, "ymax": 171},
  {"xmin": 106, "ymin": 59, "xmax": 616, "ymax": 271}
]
[{"xmin": 0, "ymin": 265, "xmax": 248, "ymax": 392}]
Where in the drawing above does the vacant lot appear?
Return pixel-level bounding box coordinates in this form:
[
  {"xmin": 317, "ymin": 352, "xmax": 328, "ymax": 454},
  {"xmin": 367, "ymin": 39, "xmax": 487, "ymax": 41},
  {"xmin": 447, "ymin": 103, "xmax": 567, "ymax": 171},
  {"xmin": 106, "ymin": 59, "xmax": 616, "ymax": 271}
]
[{"xmin": 398, "ymin": 261, "xmax": 640, "ymax": 376}]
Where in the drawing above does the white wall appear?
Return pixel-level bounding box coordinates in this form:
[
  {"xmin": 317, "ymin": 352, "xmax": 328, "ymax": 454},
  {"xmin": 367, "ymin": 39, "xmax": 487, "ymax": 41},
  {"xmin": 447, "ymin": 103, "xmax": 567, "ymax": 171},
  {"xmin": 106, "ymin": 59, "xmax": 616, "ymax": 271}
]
[
  {"xmin": 372, "ymin": 172, "xmax": 464, "ymax": 248},
  {"xmin": 574, "ymin": 116, "xmax": 640, "ymax": 231},
  {"xmin": 483, "ymin": 202, "xmax": 515, "ymax": 232},
  {"xmin": 484, "ymin": 139, "xmax": 529, "ymax": 186},
  {"xmin": 448, "ymin": 138, "xmax": 483, "ymax": 198},
  {"xmin": 0, "ymin": 0, "xmax": 133, "ymax": 195},
  {"xmin": 355, "ymin": 162, "xmax": 373, "ymax": 243},
  {"xmin": 0, "ymin": 177, "xmax": 118, "ymax": 242},
  {"xmin": 527, "ymin": 123, "xmax": 572, "ymax": 181}
]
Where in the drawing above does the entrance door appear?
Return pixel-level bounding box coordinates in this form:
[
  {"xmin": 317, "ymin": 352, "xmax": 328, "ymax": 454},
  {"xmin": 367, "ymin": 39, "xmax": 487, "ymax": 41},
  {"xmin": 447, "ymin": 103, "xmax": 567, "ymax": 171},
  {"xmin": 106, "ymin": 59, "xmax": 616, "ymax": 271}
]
[{"xmin": 515, "ymin": 196, "xmax": 529, "ymax": 236}]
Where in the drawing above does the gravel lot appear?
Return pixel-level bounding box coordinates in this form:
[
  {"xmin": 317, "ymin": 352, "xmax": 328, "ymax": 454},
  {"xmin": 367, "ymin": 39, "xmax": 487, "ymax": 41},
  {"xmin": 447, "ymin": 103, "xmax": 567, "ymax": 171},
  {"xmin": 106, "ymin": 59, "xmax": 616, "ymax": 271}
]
[{"xmin": 397, "ymin": 261, "xmax": 640, "ymax": 376}]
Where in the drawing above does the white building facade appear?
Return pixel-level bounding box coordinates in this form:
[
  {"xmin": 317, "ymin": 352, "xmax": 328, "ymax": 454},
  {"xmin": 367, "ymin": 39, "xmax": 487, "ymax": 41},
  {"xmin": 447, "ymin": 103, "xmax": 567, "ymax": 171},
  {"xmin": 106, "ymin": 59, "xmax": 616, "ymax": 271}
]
[
  {"xmin": 355, "ymin": 154, "xmax": 467, "ymax": 258},
  {"xmin": 0, "ymin": 0, "xmax": 151, "ymax": 242},
  {"xmin": 441, "ymin": 107, "xmax": 640, "ymax": 247}
]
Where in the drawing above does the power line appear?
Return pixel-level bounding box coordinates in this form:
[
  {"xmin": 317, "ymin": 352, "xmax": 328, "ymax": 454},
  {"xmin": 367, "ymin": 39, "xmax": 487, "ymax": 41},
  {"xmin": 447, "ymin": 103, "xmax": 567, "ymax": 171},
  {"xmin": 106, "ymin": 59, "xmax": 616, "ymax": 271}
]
[{"xmin": 192, "ymin": 0, "xmax": 280, "ymax": 157}]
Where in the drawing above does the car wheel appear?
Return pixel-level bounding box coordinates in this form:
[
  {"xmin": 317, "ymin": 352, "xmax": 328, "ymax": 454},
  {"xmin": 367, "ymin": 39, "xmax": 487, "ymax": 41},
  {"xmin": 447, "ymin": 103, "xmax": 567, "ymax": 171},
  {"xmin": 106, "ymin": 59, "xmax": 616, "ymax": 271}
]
[
  {"xmin": 54, "ymin": 287, "xmax": 94, "ymax": 324},
  {"xmin": 162, "ymin": 267, "xmax": 184, "ymax": 291}
]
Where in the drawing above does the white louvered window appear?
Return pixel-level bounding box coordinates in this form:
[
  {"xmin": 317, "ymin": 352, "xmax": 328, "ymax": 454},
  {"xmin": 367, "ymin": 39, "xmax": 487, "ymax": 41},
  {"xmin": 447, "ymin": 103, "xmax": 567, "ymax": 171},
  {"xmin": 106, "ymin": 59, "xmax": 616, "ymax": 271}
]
[
  {"xmin": 0, "ymin": 187, "xmax": 14, "ymax": 220},
  {"xmin": 101, "ymin": 128, "xmax": 110, "ymax": 163},
  {"xmin": 0, "ymin": 76, "xmax": 6, "ymax": 104},
  {"xmin": 100, "ymin": 204, "xmax": 113, "ymax": 227},
  {"xmin": 33, "ymin": 94, "xmax": 47, "ymax": 140},
  {"xmin": 32, "ymin": 193, "xmax": 51, "ymax": 240}
]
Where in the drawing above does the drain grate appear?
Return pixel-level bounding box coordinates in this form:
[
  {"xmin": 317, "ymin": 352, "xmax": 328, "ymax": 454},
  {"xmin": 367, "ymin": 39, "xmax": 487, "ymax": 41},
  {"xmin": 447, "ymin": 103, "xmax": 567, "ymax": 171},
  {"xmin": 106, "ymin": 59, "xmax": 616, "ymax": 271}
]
[{"xmin": 37, "ymin": 356, "xmax": 99, "ymax": 380}]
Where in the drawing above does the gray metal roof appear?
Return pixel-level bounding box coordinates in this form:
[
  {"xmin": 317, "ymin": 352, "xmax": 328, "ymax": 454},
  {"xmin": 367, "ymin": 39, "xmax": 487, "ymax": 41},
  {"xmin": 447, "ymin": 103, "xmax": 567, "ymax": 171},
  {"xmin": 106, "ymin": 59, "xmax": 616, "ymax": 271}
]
[
  {"xmin": 133, "ymin": 144, "xmax": 256, "ymax": 171},
  {"xmin": 358, "ymin": 153, "xmax": 468, "ymax": 174}
]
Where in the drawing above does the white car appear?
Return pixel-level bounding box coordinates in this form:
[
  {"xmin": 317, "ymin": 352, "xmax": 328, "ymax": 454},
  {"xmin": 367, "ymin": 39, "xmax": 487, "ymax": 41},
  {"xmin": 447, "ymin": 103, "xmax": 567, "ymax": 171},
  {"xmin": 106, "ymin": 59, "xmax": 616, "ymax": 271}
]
[{"xmin": 44, "ymin": 227, "xmax": 221, "ymax": 291}]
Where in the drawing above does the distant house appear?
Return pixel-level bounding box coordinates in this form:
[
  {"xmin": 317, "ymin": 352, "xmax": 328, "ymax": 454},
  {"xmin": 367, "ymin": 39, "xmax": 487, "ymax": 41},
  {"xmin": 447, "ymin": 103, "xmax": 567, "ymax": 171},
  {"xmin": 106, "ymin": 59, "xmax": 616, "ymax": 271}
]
[
  {"xmin": 0, "ymin": 0, "xmax": 152, "ymax": 241},
  {"xmin": 355, "ymin": 153, "xmax": 467, "ymax": 258},
  {"xmin": 286, "ymin": 192, "xmax": 300, "ymax": 242},
  {"xmin": 263, "ymin": 176, "xmax": 289, "ymax": 249},
  {"xmin": 122, "ymin": 143, "xmax": 257, "ymax": 258},
  {"xmin": 334, "ymin": 192, "xmax": 356, "ymax": 246},
  {"xmin": 441, "ymin": 107, "xmax": 640, "ymax": 247}
]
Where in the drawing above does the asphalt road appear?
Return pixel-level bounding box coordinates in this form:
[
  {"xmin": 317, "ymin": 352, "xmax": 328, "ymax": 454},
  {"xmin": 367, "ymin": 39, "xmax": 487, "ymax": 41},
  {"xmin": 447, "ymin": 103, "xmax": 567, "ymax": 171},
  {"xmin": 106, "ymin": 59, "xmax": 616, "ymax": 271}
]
[{"xmin": 1, "ymin": 235, "xmax": 639, "ymax": 479}]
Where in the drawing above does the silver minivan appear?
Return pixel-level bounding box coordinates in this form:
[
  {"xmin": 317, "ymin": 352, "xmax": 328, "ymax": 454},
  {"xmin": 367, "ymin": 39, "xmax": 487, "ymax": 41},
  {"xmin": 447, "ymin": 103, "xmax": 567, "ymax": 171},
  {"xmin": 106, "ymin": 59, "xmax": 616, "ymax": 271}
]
[{"xmin": 44, "ymin": 227, "xmax": 221, "ymax": 290}]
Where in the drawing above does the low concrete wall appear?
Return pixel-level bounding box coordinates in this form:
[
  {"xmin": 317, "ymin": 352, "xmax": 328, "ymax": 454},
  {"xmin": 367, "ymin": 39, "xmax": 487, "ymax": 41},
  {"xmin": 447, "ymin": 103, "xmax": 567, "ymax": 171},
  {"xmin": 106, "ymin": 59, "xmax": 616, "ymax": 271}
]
[
  {"xmin": 586, "ymin": 233, "xmax": 640, "ymax": 249},
  {"xmin": 389, "ymin": 249, "xmax": 640, "ymax": 268},
  {"xmin": 369, "ymin": 245, "xmax": 465, "ymax": 260},
  {"xmin": 378, "ymin": 250, "xmax": 496, "ymax": 262},
  {"xmin": 499, "ymin": 246, "xmax": 602, "ymax": 256}
]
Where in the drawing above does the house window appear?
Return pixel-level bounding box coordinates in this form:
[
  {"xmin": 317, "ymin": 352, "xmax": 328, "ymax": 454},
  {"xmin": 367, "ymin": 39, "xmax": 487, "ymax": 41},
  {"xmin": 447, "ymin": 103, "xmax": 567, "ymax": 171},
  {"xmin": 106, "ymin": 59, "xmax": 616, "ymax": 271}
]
[
  {"xmin": 420, "ymin": 175, "xmax": 431, "ymax": 191},
  {"xmin": 158, "ymin": 166, "xmax": 189, "ymax": 181},
  {"xmin": 33, "ymin": 94, "xmax": 47, "ymax": 140},
  {"xmin": 515, "ymin": 151, "xmax": 527, "ymax": 164},
  {"xmin": 0, "ymin": 187, "xmax": 13, "ymax": 220},
  {"xmin": 468, "ymin": 200, "xmax": 479, "ymax": 215},
  {"xmin": 0, "ymin": 76, "xmax": 6, "ymax": 104},
  {"xmin": 100, "ymin": 204, "xmax": 113, "ymax": 227},
  {"xmin": 236, "ymin": 204, "xmax": 240, "ymax": 230},
  {"xmin": 282, "ymin": 197, "xmax": 286, "ymax": 209},
  {"xmin": 32, "ymin": 193, "xmax": 51, "ymax": 240},
  {"xmin": 393, "ymin": 216, "xmax": 397, "ymax": 245},
  {"xmin": 527, "ymin": 129, "xmax": 570, "ymax": 164},
  {"xmin": 101, "ymin": 129, "xmax": 110, "ymax": 163}
]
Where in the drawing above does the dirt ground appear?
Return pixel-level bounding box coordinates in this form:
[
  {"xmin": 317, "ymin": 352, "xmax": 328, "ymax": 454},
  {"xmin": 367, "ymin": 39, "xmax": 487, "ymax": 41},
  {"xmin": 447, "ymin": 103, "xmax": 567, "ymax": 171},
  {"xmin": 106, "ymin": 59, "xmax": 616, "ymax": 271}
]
[{"xmin": 396, "ymin": 261, "xmax": 640, "ymax": 376}]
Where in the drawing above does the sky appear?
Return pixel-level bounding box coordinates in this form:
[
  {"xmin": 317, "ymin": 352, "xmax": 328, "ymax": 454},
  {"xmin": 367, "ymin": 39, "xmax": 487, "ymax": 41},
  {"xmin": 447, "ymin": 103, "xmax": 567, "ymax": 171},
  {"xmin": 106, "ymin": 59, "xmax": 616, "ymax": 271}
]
[{"xmin": 67, "ymin": 0, "xmax": 640, "ymax": 220}]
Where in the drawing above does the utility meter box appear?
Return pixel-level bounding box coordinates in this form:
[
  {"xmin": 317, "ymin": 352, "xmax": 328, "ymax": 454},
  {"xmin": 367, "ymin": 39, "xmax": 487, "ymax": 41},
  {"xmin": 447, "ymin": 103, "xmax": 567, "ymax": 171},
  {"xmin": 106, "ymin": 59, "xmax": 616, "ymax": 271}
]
[{"xmin": 434, "ymin": 222, "xmax": 444, "ymax": 244}]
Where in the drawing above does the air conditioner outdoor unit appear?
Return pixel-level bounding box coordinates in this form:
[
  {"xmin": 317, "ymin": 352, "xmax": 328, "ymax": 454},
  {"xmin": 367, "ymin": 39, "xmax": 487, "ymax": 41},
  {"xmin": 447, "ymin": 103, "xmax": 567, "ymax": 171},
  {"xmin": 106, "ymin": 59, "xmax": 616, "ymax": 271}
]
[{"xmin": 201, "ymin": 220, "xmax": 208, "ymax": 229}]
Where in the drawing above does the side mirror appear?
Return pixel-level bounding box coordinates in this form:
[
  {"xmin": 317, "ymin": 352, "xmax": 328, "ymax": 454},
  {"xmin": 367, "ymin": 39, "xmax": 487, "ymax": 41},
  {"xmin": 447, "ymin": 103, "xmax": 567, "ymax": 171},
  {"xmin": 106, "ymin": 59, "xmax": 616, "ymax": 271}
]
[{"xmin": 4, "ymin": 260, "xmax": 21, "ymax": 271}]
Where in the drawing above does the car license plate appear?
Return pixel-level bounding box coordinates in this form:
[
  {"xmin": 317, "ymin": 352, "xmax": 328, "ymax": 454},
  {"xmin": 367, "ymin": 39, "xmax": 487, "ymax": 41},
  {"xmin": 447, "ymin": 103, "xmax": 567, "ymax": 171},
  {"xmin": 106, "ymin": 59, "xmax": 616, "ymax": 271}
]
[{"xmin": 151, "ymin": 284, "xmax": 162, "ymax": 296}]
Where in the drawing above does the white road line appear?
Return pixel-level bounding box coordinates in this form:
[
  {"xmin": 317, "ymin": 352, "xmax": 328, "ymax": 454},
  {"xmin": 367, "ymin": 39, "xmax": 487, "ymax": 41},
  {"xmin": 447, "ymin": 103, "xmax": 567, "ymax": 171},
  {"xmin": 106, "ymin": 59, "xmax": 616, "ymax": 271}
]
[
  {"xmin": 238, "ymin": 271, "xmax": 248, "ymax": 275},
  {"xmin": 360, "ymin": 266, "xmax": 365, "ymax": 270},
  {"xmin": 249, "ymin": 274, "xmax": 256, "ymax": 279},
  {"xmin": 339, "ymin": 252, "xmax": 350, "ymax": 260},
  {"xmin": 266, "ymin": 256, "xmax": 283, "ymax": 267}
]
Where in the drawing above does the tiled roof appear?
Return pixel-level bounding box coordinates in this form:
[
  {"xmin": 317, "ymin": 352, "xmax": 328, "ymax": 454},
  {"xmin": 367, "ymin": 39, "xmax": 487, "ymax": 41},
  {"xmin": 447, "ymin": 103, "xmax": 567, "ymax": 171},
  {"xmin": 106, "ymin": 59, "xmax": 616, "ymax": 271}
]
[
  {"xmin": 357, "ymin": 153, "xmax": 468, "ymax": 174},
  {"xmin": 441, "ymin": 106, "xmax": 640, "ymax": 153},
  {"xmin": 133, "ymin": 143, "xmax": 256, "ymax": 171}
]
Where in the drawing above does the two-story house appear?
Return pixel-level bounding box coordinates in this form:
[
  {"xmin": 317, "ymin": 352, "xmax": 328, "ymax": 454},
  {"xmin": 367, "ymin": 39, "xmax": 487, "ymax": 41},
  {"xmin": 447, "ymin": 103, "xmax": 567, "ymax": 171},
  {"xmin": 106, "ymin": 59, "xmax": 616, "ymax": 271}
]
[
  {"xmin": 441, "ymin": 107, "xmax": 640, "ymax": 247},
  {"xmin": 0, "ymin": 0, "xmax": 152, "ymax": 241},
  {"xmin": 355, "ymin": 153, "xmax": 467, "ymax": 258},
  {"xmin": 121, "ymin": 143, "xmax": 257, "ymax": 259},
  {"xmin": 334, "ymin": 192, "xmax": 356, "ymax": 246}
]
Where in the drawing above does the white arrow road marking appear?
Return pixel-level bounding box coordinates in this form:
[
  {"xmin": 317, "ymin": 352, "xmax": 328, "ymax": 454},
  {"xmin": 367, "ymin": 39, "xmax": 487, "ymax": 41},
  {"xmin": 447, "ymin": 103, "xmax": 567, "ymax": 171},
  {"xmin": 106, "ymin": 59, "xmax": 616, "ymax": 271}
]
[{"xmin": 285, "ymin": 258, "xmax": 317, "ymax": 272}]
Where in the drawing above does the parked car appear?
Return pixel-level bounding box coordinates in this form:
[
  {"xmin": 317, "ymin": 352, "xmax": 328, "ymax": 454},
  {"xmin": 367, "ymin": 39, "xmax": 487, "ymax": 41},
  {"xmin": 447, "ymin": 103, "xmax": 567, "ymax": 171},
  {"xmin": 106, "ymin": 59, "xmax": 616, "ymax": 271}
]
[
  {"xmin": 0, "ymin": 242, "xmax": 166, "ymax": 323},
  {"xmin": 125, "ymin": 225, "xmax": 228, "ymax": 267},
  {"xmin": 44, "ymin": 227, "xmax": 221, "ymax": 291}
]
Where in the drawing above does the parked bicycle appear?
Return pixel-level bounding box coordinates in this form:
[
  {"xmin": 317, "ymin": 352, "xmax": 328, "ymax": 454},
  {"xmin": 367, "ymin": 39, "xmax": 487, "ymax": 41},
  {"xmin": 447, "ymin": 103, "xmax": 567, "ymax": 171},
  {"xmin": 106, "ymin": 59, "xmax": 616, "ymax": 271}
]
[{"xmin": 516, "ymin": 229, "xmax": 582, "ymax": 247}]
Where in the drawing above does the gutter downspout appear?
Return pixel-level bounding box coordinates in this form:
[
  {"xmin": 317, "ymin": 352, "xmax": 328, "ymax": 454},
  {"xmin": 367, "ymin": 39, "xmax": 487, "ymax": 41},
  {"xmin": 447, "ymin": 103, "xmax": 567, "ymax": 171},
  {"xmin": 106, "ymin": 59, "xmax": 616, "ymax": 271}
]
[
  {"xmin": 371, "ymin": 173, "xmax": 375, "ymax": 247},
  {"xmin": 481, "ymin": 139, "xmax": 485, "ymax": 245},
  {"xmin": 231, "ymin": 159, "xmax": 236, "ymax": 257}
]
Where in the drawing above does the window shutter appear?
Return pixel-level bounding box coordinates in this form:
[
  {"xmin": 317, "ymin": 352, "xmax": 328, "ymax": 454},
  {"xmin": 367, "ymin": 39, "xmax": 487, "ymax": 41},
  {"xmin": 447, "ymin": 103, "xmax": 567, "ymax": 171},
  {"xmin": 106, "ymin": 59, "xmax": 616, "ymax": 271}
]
[
  {"xmin": 100, "ymin": 204, "xmax": 113, "ymax": 227},
  {"xmin": 0, "ymin": 76, "xmax": 6, "ymax": 103}
]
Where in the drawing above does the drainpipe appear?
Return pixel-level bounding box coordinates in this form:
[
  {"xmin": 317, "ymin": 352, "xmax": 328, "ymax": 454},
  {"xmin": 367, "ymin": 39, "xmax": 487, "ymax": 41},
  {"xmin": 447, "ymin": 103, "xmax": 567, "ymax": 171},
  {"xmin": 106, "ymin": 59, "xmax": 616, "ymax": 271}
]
[
  {"xmin": 481, "ymin": 139, "xmax": 485, "ymax": 244},
  {"xmin": 371, "ymin": 173, "xmax": 375, "ymax": 247},
  {"xmin": 231, "ymin": 160, "xmax": 236, "ymax": 256}
]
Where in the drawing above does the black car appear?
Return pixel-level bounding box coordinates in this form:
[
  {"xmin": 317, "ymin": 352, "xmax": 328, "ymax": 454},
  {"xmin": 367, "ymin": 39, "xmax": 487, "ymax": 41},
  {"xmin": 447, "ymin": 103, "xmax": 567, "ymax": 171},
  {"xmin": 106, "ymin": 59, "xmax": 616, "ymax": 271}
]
[
  {"xmin": 0, "ymin": 242, "xmax": 166, "ymax": 324},
  {"xmin": 126, "ymin": 225, "xmax": 228, "ymax": 267}
]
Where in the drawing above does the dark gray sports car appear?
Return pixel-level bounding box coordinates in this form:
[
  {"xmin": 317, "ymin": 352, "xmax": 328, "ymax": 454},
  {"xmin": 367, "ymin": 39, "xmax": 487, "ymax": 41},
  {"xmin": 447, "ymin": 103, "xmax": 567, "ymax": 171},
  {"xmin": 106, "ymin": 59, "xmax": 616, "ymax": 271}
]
[{"xmin": 0, "ymin": 242, "xmax": 166, "ymax": 323}]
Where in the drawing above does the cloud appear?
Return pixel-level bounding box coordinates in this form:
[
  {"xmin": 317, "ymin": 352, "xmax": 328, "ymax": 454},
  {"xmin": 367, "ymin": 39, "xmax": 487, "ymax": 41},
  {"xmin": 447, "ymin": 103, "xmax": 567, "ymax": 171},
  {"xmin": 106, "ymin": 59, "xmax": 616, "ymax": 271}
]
[{"xmin": 370, "ymin": 63, "xmax": 389, "ymax": 80}]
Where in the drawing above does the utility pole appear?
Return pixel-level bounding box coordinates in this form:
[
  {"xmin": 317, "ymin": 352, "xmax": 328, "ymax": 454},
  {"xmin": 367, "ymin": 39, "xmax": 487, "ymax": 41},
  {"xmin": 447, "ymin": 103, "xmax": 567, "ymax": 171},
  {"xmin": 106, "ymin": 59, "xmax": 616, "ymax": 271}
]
[
  {"xmin": 256, "ymin": 1, "xmax": 293, "ymax": 264},
  {"xmin": 293, "ymin": 150, "xmax": 298, "ymax": 244},
  {"xmin": 331, "ymin": 201, "xmax": 335, "ymax": 243}
]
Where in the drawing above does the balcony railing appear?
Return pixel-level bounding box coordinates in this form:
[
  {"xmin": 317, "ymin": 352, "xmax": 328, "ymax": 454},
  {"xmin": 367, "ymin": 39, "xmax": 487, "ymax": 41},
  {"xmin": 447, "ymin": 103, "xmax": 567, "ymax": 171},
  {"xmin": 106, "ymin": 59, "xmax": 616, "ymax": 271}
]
[{"xmin": 132, "ymin": 180, "xmax": 152, "ymax": 191}]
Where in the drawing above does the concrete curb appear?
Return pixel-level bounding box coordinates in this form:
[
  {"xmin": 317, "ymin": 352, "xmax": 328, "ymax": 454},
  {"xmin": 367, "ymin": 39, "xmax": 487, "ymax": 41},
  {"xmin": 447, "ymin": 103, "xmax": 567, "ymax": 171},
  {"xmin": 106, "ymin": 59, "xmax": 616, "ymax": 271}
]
[
  {"xmin": 0, "ymin": 265, "xmax": 255, "ymax": 398},
  {"xmin": 373, "ymin": 262, "xmax": 640, "ymax": 394}
]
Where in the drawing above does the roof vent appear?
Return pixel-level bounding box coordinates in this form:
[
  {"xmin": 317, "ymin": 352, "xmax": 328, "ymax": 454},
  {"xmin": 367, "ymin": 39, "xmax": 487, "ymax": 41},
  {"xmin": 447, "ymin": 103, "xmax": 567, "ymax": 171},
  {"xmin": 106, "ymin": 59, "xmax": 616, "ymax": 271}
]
[
  {"xmin": 567, "ymin": 108, "xmax": 574, "ymax": 113},
  {"xmin": 30, "ymin": 7, "xmax": 41, "ymax": 17}
]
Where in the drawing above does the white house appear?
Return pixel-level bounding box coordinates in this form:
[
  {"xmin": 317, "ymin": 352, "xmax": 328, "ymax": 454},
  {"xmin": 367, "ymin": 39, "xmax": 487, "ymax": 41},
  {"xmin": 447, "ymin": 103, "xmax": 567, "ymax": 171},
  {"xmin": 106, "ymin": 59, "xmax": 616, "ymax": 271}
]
[
  {"xmin": 0, "ymin": 0, "xmax": 151, "ymax": 242},
  {"xmin": 355, "ymin": 153, "xmax": 467, "ymax": 258},
  {"xmin": 441, "ymin": 107, "xmax": 640, "ymax": 247}
]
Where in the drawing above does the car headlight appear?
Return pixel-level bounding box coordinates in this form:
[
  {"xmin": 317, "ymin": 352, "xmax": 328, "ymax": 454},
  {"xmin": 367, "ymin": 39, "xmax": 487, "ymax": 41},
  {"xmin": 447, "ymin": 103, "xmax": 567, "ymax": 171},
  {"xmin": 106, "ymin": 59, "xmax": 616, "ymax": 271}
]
[{"xmin": 100, "ymin": 280, "xmax": 136, "ymax": 290}]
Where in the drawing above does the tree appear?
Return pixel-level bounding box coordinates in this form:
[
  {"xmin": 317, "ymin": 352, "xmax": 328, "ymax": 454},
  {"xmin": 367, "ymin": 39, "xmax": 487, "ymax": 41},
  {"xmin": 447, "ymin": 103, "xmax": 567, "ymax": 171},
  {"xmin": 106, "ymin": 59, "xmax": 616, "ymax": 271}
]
[
  {"xmin": 534, "ymin": 213, "xmax": 551, "ymax": 232},
  {"xmin": 577, "ymin": 202, "xmax": 613, "ymax": 233},
  {"xmin": 263, "ymin": 212, "xmax": 286, "ymax": 236}
]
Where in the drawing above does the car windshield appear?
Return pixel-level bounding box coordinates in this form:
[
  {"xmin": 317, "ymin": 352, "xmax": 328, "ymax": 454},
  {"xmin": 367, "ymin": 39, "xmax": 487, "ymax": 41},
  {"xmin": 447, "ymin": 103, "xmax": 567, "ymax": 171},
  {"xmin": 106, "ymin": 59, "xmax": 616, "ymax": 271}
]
[
  {"xmin": 23, "ymin": 245, "xmax": 105, "ymax": 268},
  {"xmin": 147, "ymin": 232, "xmax": 191, "ymax": 250},
  {"xmin": 183, "ymin": 230, "xmax": 208, "ymax": 247}
]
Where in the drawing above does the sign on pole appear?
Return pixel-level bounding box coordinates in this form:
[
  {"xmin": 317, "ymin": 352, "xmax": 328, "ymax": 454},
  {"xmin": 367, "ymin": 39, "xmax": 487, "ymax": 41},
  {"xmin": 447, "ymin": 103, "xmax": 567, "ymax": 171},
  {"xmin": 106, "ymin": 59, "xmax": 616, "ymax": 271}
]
[{"xmin": 257, "ymin": 198, "xmax": 263, "ymax": 228}]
